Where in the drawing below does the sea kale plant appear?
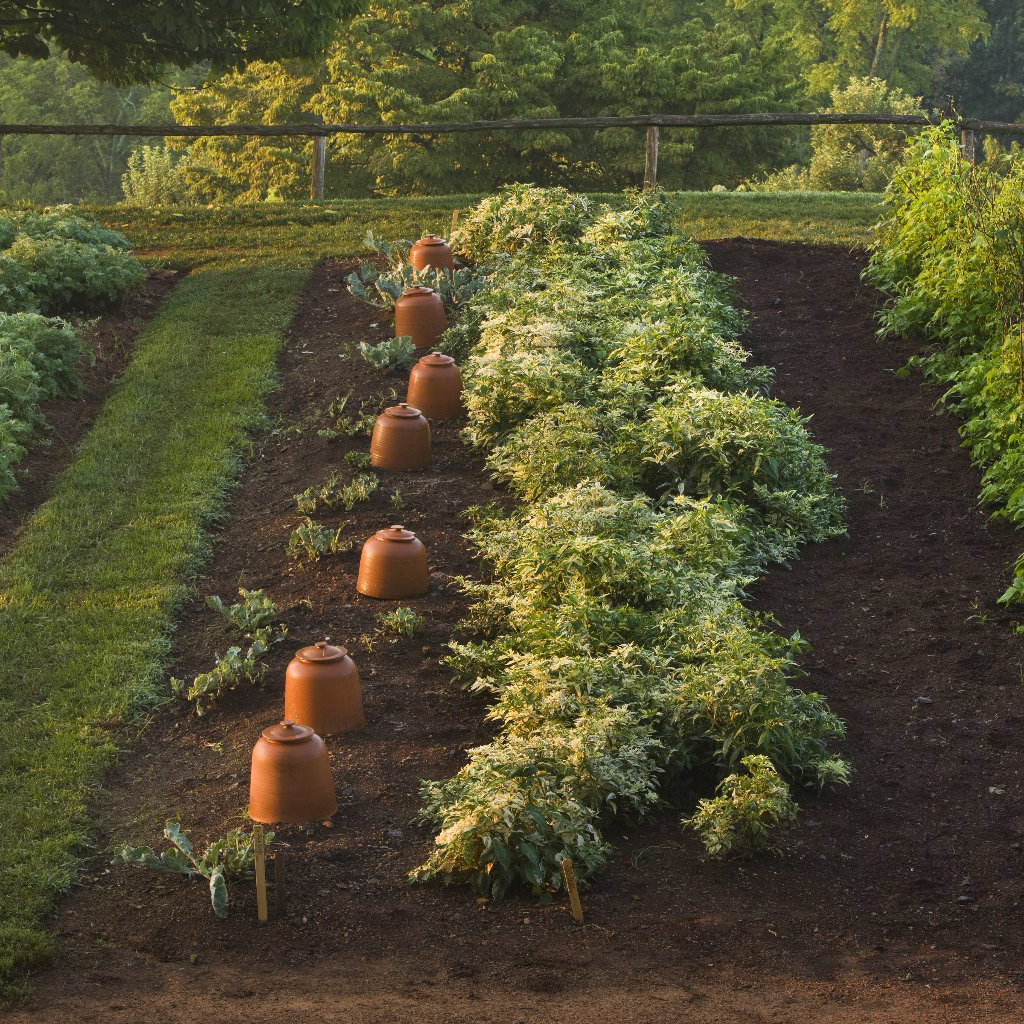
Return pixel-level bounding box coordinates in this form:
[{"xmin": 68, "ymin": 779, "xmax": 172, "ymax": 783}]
[
  {"xmin": 868, "ymin": 124, "xmax": 1024, "ymax": 603},
  {"xmin": 171, "ymin": 588, "xmax": 288, "ymax": 713},
  {"xmin": 114, "ymin": 822, "xmax": 273, "ymax": 918},
  {"xmin": 353, "ymin": 187, "xmax": 849, "ymax": 898}
]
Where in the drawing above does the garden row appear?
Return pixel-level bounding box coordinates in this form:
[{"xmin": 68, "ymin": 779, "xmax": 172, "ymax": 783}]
[
  {"xmin": 868, "ymin": 124, "xmax": 1024, "ymax": 604},
  {"xmin": 0, "ymin": 209, "xmax": 144, "ymax": 502},
  {"xmin": 352, "ymin": 188, "xmax": 852, "ymax": 898}
]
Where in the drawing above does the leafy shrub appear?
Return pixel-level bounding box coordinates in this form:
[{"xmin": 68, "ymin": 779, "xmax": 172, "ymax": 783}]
[
  {"xmin": 756, "ymin": 77, "xmax": 925, "ymax": 193},
  {"xmin": 684, "ymin": 755, "xmax": 798, "ymax": 858},
  {"xmin": 0, "ymin": 208, "xmax": 144, "ymax": 315},
  {"xmin": 114, "ymin": 822, "xmax": 272, "ymax": 918},
  {"xmin": 0, "ymin": 312, "xmax": 89, "ymax": 504},
  {"xmin": 121, "ymin": 145, "xmax": 194, "ymax": 207},
  {"xmin": 406, "ymin": 188, "xmax": 848, "ymax": 896},
  {"xmin": 867, "ymin": 124, "xmax": 1024, "ymax": 602}
]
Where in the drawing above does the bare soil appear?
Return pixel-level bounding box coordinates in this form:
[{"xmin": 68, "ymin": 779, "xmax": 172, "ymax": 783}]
[
  {"xmin": 12, "ymin": 246, "xmax": 1024, "ymax": 1023},
  {"xmin": 0, "ymin": 270, "xmax": 183, "ymax": 548}
]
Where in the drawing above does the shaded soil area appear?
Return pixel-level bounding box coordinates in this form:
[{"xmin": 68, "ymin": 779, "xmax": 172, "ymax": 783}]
[
  {"xmin": 0, "ymin": 270, "xmax": 182, "ymax": 548},
  {"xmin": 14, "ymin": 246, "xmax": 1024, "ymax": 1023}
]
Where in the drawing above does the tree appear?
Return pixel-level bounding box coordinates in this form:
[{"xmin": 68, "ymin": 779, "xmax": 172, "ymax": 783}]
[
  {"xmin": 0, "ymin": 51, "xmax": 181, "ymax": 201},
  {"xmin": 170, "ymin": 0, "xmax": 806, "ymax": 199},
  {"xmin": 0, "ymin": 0, "xmax": 363, "ymax": 85},
  {"xmin": 731, "ymin": 0, "xmax": 988, "ymax": 98},
  {"xmin": 942, "ymin": 0, "xmax": 1024, "ymax": 122}
]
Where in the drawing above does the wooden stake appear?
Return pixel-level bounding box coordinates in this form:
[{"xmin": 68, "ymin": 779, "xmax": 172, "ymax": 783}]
[
  {"xmin": 643, "ymin": 125, "xmax": 659, "ymax": 190},
  {"xmin": 254, "ymin": 825, "xmax": 268, "ymax": 923},
  {"xmin": 961, "ymin": 128, "xmax": 977, "ymax": 167},
  {"xmin": 561, "ymin": 857, "xmax": 584, "ymax": 924},
  {"xmin": 310, "ymin": 134, "xmax": 327, "ymax": 201},
  {"xmin": 274, "ymin": 850, "xmax": 287, "ymax": 916}
]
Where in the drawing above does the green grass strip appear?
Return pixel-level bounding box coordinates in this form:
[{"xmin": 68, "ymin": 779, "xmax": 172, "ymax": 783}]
[
  {"xmin": 88, "ymin": 191, "xmax": 880, "ymax": 268},
  {"xmin": 0, "ymin": 262, "xmax": 310, "ymax": 1001}
]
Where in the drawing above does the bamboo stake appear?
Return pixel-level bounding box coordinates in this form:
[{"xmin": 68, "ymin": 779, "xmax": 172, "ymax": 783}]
[
  {"xmin": 561, "ymin": 857, "xmax": 584, "ymax": 924},
  {"xmin": 254, "ymin": 825, "xmax": 268, "ymax": 924}
]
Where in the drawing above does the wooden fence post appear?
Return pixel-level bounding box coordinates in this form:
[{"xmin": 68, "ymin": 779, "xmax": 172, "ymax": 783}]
[
  {"xmin": 961, "ymin": 128, "xmax": 977, "ymax": 167},
  {"xmin": 643, "ymin": 126, "xmax": 659, "ymax": 190},
  {"xmin": 310, "ymin": 135, "xmax": 326, "ymax": 201}
]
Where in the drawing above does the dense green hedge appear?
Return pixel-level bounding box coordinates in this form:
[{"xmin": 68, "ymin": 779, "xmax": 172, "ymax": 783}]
[
  {"xmin": 0, "ymin": 209, "xmax": 145, "ymax": 505},
  {"xmin": 352, "ymin": 187, "xmax": 849, "ymax": 897},
  {"xmin": 867, "ymin": 126, "xmax": 1024, "ymax": 603}
]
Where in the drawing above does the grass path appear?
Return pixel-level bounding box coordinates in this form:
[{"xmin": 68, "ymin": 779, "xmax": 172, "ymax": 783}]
[{"xmin": 0, "ymin": 263, "xmax": 309, "ymax": 1000}]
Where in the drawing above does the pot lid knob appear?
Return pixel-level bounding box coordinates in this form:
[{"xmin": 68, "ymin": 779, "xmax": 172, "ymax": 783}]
[
  {"xmin": 385, "ymin": 402, "xmax": 423, "ymax": 419},
  {"xmin": 262, "ymin": 719, "xmax": 314, "ymax": 744},
  {"xmin": 401, "ymin": 285, "xmax": 435, "ymax": 297},
  {"xmin": 296, "ymin": 639, "xmax": 346, "ymax": 663},
  {"xmin": 420, "ymin": 351, "xmax": 455, "ymax": 366},
  {"xmin": 376, "ymin": 525, "xmax": 416, "ymax": 542}
]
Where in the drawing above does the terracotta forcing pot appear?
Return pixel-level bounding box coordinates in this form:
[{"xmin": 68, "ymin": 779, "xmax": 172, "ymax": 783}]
[
  {"xmin": 394, "ymin": 286, "xmax": 447, "ymax": 349},
  {"xmin": 370, "ymin": 403, "xmax": 432, "ymax": 471},
  {"xmin": 407, "ymin": 352, "xmax": 464, "ymax": 420},
  {"xmin": 284, "ymin": 640, "xmax": 366, "ymax": 735},
  {"xmin": 249, "ymin": 720, "xmax": 337, "ymax": 825},
  {"xmin": 409, "ymin": 233, "xmax": 455, "ymax": 276},
  {"xmin": 356, "ymin": 525, "xmax": 429, "ymax": 599}
]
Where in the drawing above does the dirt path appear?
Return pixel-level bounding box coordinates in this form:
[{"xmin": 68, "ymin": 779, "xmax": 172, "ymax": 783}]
[{"xmin": 12, "ymin": 244, "xmax": 1024, "ymax": 1023}]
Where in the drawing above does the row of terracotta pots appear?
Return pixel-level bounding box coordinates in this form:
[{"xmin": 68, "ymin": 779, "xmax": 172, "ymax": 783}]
[{"xmin": 248, "ymin": 235, "xmax": 461, "ymax": 825}]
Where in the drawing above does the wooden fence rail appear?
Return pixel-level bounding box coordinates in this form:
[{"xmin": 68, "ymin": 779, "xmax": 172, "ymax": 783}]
[{"xmin": 0, "ymin": 111, "xmax": 1015, "ymax": 199}]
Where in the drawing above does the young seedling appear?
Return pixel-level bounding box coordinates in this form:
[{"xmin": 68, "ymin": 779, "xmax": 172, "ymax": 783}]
[
  {"xmin": 287, "ymin": 518, "xmax": 349, "ymax": 562},
  {"xmin": 113, "ymin": 822, "xmax": 274, "ymax": 918},
  {"xmin": 378, "ymin": 606, "xmax": 424, "ymax": 638}
]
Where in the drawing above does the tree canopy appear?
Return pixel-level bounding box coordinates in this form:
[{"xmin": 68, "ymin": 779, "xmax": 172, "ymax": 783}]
[{"xmin": 0, "ymin": 0, "xmax": 363, "ymax": 84}]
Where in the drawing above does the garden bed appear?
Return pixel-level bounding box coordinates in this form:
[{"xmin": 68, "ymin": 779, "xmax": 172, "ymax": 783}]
[
  {"xmin": 15, "ymin": 244, "xmax": 1024, "ymax": 1023},
  {"xmin": 0, "ymin": 269, "xmax": 181, "ymax": 548}
]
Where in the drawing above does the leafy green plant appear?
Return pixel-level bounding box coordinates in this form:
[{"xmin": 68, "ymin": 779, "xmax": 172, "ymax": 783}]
[
  {"xmin": 358, "ymin": 335, "xmax": 416, "ymax": 372},
  {"xmin": 405, "ymin": 188, "xmax": 848, "ymax": 897},
  {"xmin": 378, "ymin": 606, "xmax": 424, "ymax": 637},
  {"xmin": 113, "ymin": 822, "xmax": 273, "ymax": 918},
  {"xmin": 345, "ymin": 450, "xmax": 371, "ymax": 468},
  {"xmin": 294, "ymin": 471, "xmax": 378, "ymax": 516},
  {"xmin": 683, "ymin": 755, "xmax": 799, "ymax": 858},
  {"xmin": 170, "ymin": 624, "xmax": 286, "ymax": 713},
  {"xmin": 205, "ymin": 588, "xmax": 279, "ymax": 633},
  {"xmin": 286, "ymin": 517, "xmax": 349, "ymax": 562},
  {"xmin": 868, "ymin": 123, "xmax": 1024, "ymax": 602},
  {"xmin": 0, "ymin": 209, "xmax": 144, "ymax": 315}
]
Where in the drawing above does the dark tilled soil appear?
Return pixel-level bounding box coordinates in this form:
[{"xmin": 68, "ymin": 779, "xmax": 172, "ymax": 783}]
[
  {"xmin": 0, "ymin": 270, "xmax": 182, "ymax": 549},
  {"xmin": 14, "ymin": 246, "xmax": 1024, "ymax": 1023}
]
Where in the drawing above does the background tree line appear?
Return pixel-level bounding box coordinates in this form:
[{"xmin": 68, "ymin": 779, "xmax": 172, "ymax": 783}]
[{"xmin": 0, "ymin": 0, "xmax": 1021, "ymax": 203}]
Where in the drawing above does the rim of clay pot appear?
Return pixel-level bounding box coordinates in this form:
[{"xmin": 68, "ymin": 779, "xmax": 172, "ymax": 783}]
[
  {"xmin": 262, "ymin": 720, "xmax": 314, "ymax": 744},
  {"xmin": 384, "ymin": 402, "xmax": 423, "ymax": 419},
  {"xmin": 419, "ymin": 352, "xmax": 455, "ymax": 367},
  {"xmin": 295, "ymin": 640, "xmax": 347, "ymax": 664},
  {"xmin": 375, "ymin": 525, "xmax": 416, "ymax": 543},
  {"xmin": 416, "ymin": 234, "xmax": 446, "ymax": 246},
  {"xmin": 401, "ymin": 285, "xmax": 436, "ymax": 297}
]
